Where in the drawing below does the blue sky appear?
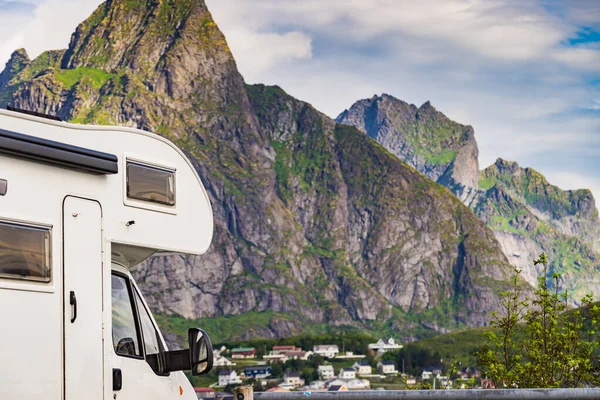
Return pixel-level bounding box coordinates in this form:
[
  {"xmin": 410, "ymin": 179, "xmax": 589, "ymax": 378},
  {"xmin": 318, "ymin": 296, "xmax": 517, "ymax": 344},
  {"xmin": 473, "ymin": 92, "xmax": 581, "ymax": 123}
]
[{"xmin": 1, "ymin": 0, "xmax": 599, "ymax": 200}]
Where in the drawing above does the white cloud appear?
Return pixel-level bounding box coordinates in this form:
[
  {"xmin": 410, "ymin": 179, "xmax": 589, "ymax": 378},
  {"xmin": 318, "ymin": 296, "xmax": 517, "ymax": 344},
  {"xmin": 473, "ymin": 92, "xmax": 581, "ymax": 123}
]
[
  {"xmin": 1, "ymin": 0, "xmax": 599, "ymax": 199},
  {"xmin": 207, "ymin": 0, "xmax": 599, "ymax": 68},
  {"xmin": 0, "ymin": 0, "xmax": 101, "ymax": 67},
  {"xmin": 546, "ymin": 171, "xmax": 600, "ymax": 203},
  {"xmin": 222, "ymin": 29, "xmax": 312, "ymax": 78},
  {"xmin": 553, "ymin": 47, "xmax": 600, "ymax": 71}
]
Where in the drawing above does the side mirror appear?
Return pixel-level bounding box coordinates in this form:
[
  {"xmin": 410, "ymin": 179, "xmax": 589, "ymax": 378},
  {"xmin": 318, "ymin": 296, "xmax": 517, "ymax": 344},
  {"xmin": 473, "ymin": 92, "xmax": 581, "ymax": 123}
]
[
  {"xmin": 156, "ymin": 328, "xmax": 214, "ymax": 375},
  {"xmin": 189, "ymin": 328, "xmax": 213, "ymax": 376},
  {"xmin": 116, "ymin": 337, "xmax": 136, "ymax": 356}
]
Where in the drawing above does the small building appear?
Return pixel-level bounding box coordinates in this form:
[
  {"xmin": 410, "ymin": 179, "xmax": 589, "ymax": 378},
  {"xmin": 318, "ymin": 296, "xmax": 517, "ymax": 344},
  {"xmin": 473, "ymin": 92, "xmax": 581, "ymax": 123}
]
[
  {"xmin": 263, "ymin": 353, "xmax": 289, "ymax": 362},
  {"xmin": 460, "ymin": 367, "xmax": 481, "ymax": 379},
  {"xmin": 333, "ymin": 351, "xmax": 366, "ymax": 360},
  {"xmin": 328, "ymin": 385, "xmax": 347, "ymax": 392},
  {"xmin": 272, "ymin": 345, "xmax": 297, "ymax": 354},
  {"xmin": 284, "ymin": 372, "xmax": 304, "ymax": 387},
  {"xmin": 339, "ymin": 368, "xmax": 356, "ymax": 380},
  {"xmin": 368, "ymin": 338, "xmax": 402, "ymax": 353},
  {"xmin": 266, "ymin": 387, "xmax": 290, "ymax": 393},
  {"xmin": 313, "ymin": 344, "xmax": 340, "ymax": 358},
  {"xmin": 194, "ymin": 387, "xmax": 216, "ymax": 399},
  {"xmin": 218, "ymin": 370, "xmax": 242, "ymax": 387},
  {"xmin": 231, "ymin": 347, "xmax": 256, "ymax": 359},
  {"xmin": 353, "ymin": 361, "xmax": 372, "ymax": 375},
  {"xmin": 213, "ymin": 345, "xmax": 227, "ymax": 357},
  {"xmin": 438, "ymin": 376, "xmax": 451, "ymax": 388},
  {"xmin": 318, "ymin": 365, "xmax": 335, "ymax": 380},
  {"xmin": 243, "ymin": 365, "xmax": 272, "ymax": 379},
  {"xmin": 421, "ymin": 366, "xmax": 443, "ymax": 380},
  {"xmin": 346, "ymin": 379, "xmax": 370, "ymax": 390},
  {"xmin": 309, "ymin": 380, "xmax": 326, "ymax": 390},
  {"xmin": 213, "ymin": 356, "xmax": 234, "ymax": 366},
  {"xmin": 286, "ymin": 350, "xmax": 313, "ymax": 360},
  {"xmin": 377, "ymin": 360, "xmax": 397, "ymax": 374}
]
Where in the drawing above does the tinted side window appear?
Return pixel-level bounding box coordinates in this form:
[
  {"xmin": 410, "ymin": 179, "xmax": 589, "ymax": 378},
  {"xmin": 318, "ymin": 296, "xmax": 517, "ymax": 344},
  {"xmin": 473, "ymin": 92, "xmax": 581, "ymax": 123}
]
[
  {"xmin": 133, "ymin": 288, "xmax": 168, "ymax": 375},
  {"xmin": 0, "ymin": 221, "xmax": 51, "ymax": 282},
  {"xmin": 133, "ymin": 288, "xmax": 164, "ymax": 356},
  {"xmin": 111, "ymin": 274, "xmax": 142, "ymax": 358}
]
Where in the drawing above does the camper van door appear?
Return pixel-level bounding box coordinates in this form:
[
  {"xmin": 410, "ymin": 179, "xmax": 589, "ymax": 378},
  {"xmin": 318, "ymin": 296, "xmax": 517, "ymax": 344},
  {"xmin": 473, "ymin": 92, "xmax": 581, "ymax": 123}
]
[{"xmin": 63, "ymin": 196, "xmax": 103, "ymax": 399}]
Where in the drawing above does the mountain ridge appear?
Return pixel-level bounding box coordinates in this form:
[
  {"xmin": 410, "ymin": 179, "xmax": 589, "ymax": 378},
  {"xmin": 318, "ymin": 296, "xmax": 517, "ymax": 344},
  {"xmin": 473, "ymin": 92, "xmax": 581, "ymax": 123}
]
[
  {"xmin": 0, "ymin": 0, "xmax": 530, "ymax": 341},
  {"xmin": 339, "ymin": 94, "xmax": 600, "ymax": 299}
]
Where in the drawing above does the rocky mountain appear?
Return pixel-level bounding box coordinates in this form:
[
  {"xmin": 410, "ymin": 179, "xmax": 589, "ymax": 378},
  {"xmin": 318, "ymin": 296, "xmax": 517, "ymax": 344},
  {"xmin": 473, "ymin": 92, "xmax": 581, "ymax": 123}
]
[
  {"xmin": 0, "ymin": 0, "xmax": 528, "ymax": 341},
  {"xmin": 339, "ymin": 95, "xmax": 600, "ymax": 300},
  {"xmin": 337, "ymin": 95, "xmax": 480, "ymax": 205},
  {"xmin": 476, "ymin": 159, "xmax": 600, "ymax": 297}
]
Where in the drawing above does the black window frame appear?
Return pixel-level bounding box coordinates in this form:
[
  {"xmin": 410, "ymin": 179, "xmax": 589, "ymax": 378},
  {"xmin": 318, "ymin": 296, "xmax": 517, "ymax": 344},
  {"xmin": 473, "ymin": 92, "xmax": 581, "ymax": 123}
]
[
  {"xmin": 125, "ymin": 161, "xmax": 176, "ymax": 207},
  {"xmin": 131, "ymin": 283, "xmax": 170, "ymax": 377},
  {"xmin": 0, "ymin": 219, "xmax": 52, "ymax": 283},
  {"xmin": 110, "ymin": 272, "xmax": 144, "ymax": 361}
]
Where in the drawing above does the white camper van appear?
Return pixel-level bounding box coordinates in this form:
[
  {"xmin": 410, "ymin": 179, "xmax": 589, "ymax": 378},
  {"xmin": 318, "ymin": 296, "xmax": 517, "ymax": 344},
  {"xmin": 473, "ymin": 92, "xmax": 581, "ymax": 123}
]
[{"xmin": 0, "ymin": 107, "xmax": 215, "ymax": 400}]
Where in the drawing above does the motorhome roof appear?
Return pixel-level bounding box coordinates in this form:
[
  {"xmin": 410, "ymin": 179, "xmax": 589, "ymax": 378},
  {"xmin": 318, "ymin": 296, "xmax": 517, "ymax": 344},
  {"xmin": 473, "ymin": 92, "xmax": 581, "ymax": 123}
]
[{"xmin": 0, "ymin": 108, "xmax": 213, "ymax": 265}]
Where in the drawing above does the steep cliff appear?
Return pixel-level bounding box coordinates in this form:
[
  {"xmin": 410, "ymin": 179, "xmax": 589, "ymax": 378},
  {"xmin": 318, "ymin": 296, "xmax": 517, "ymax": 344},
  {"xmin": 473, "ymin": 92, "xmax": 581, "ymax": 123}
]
[
  {"xmin": 339, "ymin": 95, "xmax": 600, "ymax": 300},
  {"xmin": 0, "ymin": 0, "xmax": 525, "ymax": 341}
]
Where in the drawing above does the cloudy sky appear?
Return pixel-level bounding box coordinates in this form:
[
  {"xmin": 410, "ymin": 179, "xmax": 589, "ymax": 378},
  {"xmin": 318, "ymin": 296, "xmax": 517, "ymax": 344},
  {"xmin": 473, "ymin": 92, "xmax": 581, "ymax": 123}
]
[{"xmin": 1, "ymin": 0, "xmax": 599, "ymax": 199}]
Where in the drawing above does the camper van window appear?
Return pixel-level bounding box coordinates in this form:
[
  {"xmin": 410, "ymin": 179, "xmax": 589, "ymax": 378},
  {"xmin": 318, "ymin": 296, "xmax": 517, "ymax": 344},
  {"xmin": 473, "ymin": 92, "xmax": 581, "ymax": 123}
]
[
  {"xmin": 111, "ymin": 274, "xmax": 142, "ymax": 358},
  {"xmin": 134, "ymin": 288, "xmax": 167, "ymax": 374},
  {"xmin": 126, "ymin": 161, "xmax": 175, "ymax": 206},
  {"xmin": 0, "ymin": 221, "xmax": 51, "ymax": 282}
]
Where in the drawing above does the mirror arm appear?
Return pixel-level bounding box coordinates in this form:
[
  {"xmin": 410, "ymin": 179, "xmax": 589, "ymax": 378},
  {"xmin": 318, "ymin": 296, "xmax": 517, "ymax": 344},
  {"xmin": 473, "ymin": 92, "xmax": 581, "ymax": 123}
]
[{"xmin": 160, "ymin": 349, "xmax": 192, "ymax": 373}]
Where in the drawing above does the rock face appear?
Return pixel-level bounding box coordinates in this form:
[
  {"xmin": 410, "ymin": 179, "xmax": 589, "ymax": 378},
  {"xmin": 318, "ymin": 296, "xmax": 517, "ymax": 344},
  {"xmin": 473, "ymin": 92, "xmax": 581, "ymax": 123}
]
[
  {"xmin": 0, "ymin": 0, "xmax": 526, "ymax": 339},
  {"xmin": 475, "ymin": 159, "xmax": 600, "ymax": 298},
  {"xmin": 339, "ymin": 96, "xmax": 600, "ymax": 300},
  {"xmin": 336, "ymin": 95, "xmax": 480, "ymax": 204}
]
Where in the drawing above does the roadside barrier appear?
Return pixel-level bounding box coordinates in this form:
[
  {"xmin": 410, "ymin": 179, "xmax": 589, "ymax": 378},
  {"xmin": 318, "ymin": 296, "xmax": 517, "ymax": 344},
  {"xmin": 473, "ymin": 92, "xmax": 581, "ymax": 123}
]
[{"xmin": 253, "ymin": 388, "xmax": 600, "ymax": 399}]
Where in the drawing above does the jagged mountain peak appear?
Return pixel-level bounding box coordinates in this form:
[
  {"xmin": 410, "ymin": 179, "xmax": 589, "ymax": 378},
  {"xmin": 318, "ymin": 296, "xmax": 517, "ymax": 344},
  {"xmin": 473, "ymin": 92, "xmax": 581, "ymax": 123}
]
[
  {"xmin": 0, "ymin": 49, "xmax": 30, "ymax": 87},
  {"xmin": 61, "ymin": 0, "xmax": 237, "ymax": 102},
  {"xmin": 337, "ymin": 93, "xmax": 480, "ymax": 199}
]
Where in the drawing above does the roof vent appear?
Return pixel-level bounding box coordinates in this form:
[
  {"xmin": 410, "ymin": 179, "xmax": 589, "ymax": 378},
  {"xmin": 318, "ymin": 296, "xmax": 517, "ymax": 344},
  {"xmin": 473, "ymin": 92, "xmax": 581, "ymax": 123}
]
[{"xmin": 6, "ymin": 106, "xmax": 62, "ymax": 122}]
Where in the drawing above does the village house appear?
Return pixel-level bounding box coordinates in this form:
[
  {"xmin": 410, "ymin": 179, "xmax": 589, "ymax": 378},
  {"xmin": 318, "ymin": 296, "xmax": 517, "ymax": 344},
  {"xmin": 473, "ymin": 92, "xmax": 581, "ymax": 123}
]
[
  {"xmin": 460, "ymin": 367, "xmax": 481, "ymax": 379},
  {"xmin": 438, "ymin": 376, "xmax": 451, "ymax": 388},
  {"xmin": 327, "ymin": 384, "xmax": 347, "ymax": 392},
  {"xmin": 213, "ymin": 355, "xmax": 234, "ymax": 366},
  {"xmin": 377, "ymin": 360, "xmax": 397, "ymax": 374},
  {"xmin": 194, "ymin": 387, "xmax": 216, "ymax": 399},
  {"xmin": 346, "ymin": 379, "xmax": 370, "ymax": 390},
  {"xmin": 403, "ymin": 375, "xmax": 417, "ymax": 385},
  {"xmin": 231, "ymin": 347, "xmax": 256, "ymax": 359},
  {"xmin": 368, "ymin": 338, "xmax": 402, "ymax": 354},
  {"xmin": 313, "ymin": 344, "xmax": 339, "ymax": 358},
  {"xmin": 218, "ymin": 370, "xmax": 242, "ymax": 387},
  {"xmin": 421, "ymin": 366, "xmax": 443, "ymax": 380},
  {"xmin": 272, "ymin": 345, "xmax": 297, "ymax": 354},
  {"xmin": 352, "ymin": 361, "xmax": 372, "ymax": 375},
  {"xmin": 213, "ymin": 346, "xmax": 227, "ymax": 358},
  {"xmin": 283, "ymin": 371, "xmax": 305, "ymax": 387},
  {"xmin": 333, "ymin": 351, "xmax": 366, "ymax": 360},
  {"xmin": 263, "ymin": 353, "xmax": 289, "ymax": 363},
  {"xmin": 326, "ymin": 379, "xmax": 348, "ymax": 389},
  {"xmin": 243, "ymin": 365, "xmax": 272, "ymax": 379},
  {"xmin": 309, "ymin": 380, "xmax": 326, "ymax": 390},
  {"xmin": 318, "ymin": 365, "xmax": 335, "ymax": 380},
  {"xmin": 339, "ymin": 368, "xmax": 356, "ymax": 380},
  {"xmin": 286, "ymin": 350, "xmax": 313, "ymax": 360}
]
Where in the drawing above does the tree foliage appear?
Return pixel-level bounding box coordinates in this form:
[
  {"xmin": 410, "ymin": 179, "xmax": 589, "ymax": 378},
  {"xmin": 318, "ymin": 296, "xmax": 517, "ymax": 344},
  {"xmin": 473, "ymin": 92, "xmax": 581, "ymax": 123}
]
[{"xmin": 477, "ymin": 253, "xmax": 600, "ymax": 388}]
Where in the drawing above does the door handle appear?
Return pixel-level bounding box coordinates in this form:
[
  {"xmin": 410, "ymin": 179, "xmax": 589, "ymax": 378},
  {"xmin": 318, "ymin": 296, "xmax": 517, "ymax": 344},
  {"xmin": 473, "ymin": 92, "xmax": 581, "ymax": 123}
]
[{"xmin": 70, "ymin": 291, "xmax": 77, "ymax": 323}]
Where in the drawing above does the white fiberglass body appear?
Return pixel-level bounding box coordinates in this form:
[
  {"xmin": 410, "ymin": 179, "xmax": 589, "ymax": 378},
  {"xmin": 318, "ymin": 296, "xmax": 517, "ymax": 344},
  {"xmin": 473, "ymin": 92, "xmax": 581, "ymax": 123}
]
[{"xmin": 0, "ymin": 109, "xmax": 213, "ymax": 400}]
